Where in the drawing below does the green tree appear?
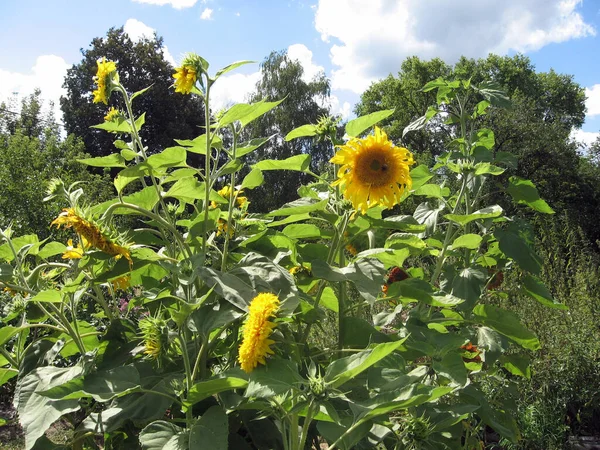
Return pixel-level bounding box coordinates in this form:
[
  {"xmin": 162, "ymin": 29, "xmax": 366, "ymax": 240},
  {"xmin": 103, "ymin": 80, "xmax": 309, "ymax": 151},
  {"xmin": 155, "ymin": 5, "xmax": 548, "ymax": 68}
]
[
  {"xmin": 0, "ymin": 91, "xmax": 111, "ymax": 237},
  {"xmin": 60, "ymin": 27, "xmax": 205, "ymax": 158},
  {"xmin": 244, "ymin": 50, "xmax": 332, "ymax": 212}
]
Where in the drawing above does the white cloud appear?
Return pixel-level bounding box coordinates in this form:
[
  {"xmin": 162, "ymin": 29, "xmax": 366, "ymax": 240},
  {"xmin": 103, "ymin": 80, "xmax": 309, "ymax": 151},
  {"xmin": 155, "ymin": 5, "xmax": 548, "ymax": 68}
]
[
  {"xmin": 571, "ymin": 128, "xmax": 599, "ymax": 149},
  {"xmin": 132, "ymin": 0, "xmax": 198, "ymax": 9},
  {"xmin": 200, "ymin": 8, "xmax": 213, "ymax": 19},
  {"xmin": 315, "ymin": 0, "xmax": 596, "ymax": 93},
  {"xmin": 124, "ymin": 19, "xmax": 177, "ymax": 66},
  {"xmin": 586, "ymin": 84, "xmax": 600, "ymax": 117},
  {"xmin": 287, "ymin": 44, "xmax": 324, "ymax": 83},
  {"xmin": 235, "ymin": 11, "xmax": 240, "ymax": 17},
  {"xmin": 211, "ymin": 71, "xmax": 261, "ymax": 111},
  {"xmin": 0, "ymin": 55, "xmax": 70, "ymax": 122}
]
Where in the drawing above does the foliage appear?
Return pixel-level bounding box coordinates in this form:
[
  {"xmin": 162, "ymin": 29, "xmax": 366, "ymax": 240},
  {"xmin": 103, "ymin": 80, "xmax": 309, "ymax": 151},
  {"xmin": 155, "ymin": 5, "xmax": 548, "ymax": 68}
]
[
  {"xmin": 0, "ymin": 91, "xmax": 112, "ymax": 238},
  {"xmin": 60, "ymin": 27, "xmax": 205, "ymax": 157},
  {"xmin": 243, "ymin": 50, "xmax": 333, "ymax": 212},
  {"xmin": 0, "ymin": 54, "xmax": 563, "ymax": 450}
]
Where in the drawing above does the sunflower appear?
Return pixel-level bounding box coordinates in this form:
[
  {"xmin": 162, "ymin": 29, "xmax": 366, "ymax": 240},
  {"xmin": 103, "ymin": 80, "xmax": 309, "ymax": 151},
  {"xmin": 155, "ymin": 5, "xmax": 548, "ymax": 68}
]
[
  {"xmin": 104, "ymin": 106, "xmax": 121, "ymax": 122},
  {"xmin": 173, "ymin": 65, "xmax": 197, "ymax": 94},
  {"xmin": 92, "ymin": 57, "xmax": 117, "ymax": 104},
  {"xmin": 331, "ymin": 127, "xmax": 414, "ymax": 214},
  {"xmin": 62, "ymin": 239, "xmax": 84, "ymax": 259},
  {"xmin": 52, "ymin": 208, "xmax": 132, "ymax": 267},
  {"xmin": 238, "ymin": 293, "xmax": 280, "ymax": 373}
]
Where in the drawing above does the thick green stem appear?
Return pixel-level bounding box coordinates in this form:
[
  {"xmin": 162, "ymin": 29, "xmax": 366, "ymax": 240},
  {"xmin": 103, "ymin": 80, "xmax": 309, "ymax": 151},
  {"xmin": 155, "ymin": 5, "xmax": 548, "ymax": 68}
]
[
  {"xmin": 45, "ymin": 302, "xmax": 87, "ymax": 355},
  {"xmin": 201, "ymin": 78, "xmax": 213, "ymax": 260},
  {"xmin": 338, "ymin": 242, "xmax": 347, "ymax": 356},
  {"xmin": 179, "ymin": 330, "xmax": 194, "ymax": 426},
  {"xmin": 93, "ymin": 285, "xmax": 114, "ymax": 320},
  {"xmin": 298, "ymin": 400, "xmax": 316, "ymax": 450},
  {"xmin": 0, "ymin": 347, "xmax": 18, "ymax": 367},
  {"xmin": 220, "ymin": 124, "xmax": 238, "ymax": 271}
]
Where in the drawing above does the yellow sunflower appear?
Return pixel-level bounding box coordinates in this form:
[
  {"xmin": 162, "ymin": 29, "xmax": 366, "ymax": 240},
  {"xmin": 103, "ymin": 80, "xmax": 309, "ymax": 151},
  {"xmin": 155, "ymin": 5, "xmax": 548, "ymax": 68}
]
[
  {"xmin": 173, "ymin": 65, "xmax": 197, "ymax": 94},
  {"xmin": 238, "ymin": 293, "xmax": 280, "ymax": 373},
  {"xmin": 330, "ymin": 126, "xmax": 414, "ymax": 214},
  {"xmin": 62, "ymin": 239, "xmax": 84, "ymax": 259},
  {"xmin": 104, "ymin": 106, "xmax": 120, "ymax": 122},
  {"xmin": 52, "ymin": 208, "xmax": 132, "ymax": 267},
  {"xmin": 92, "ymin": 57, "xmax": 117, "ymax": 104}
]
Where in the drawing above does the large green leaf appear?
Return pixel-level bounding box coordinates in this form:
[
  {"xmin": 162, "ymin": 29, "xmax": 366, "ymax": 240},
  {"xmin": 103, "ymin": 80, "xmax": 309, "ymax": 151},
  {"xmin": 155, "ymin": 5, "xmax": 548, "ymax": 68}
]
[
  {"xmin": 522, "ymin": 275, "xmax": 567, "ymax": 309},
  {"xmin": 77, "ymin": 153, "xmax": 126, "ymax": 168},
  {"xmin": 325, "ymin": 339, "xmax": 408, "ymax": 389},
  {"xmin": 236, "ymin": 136, "xmax": 273, "ymax": 158},
  {"xmin": 432, "ymin": 352, "xmax": 468, "ymax": 387},
  {"xmin": 189, "ymin": 406, "xmax": 229, "ymax": 450},
  {"xmin": 345, "ymin": 109, "xmax": 394, "ymax": 137},
  {"xmin": 214, "ymin": 60, "xmax": 255, "ymax": 79},
  {"xmin": 146, "ymin": 146, "xmax": 188, "ymax": 170},
  {"xmin": 15, "ymin": 364, "xmax": 85, "ymax": 450},
  {"xmin": 495, "ymin": 226, "xmax": 542, "ymax": 274},
  {"xmin": 240, "ymin": 168, "xmax": 264, "ymax": 190},
  {"xmin": 186, "ymin": 376, "xmax": 248, "ymax": 407},
  {"xmin": 446, "ymin": 205, "xmax": 503, "ymax": 226},
  {"xmin": 219, "ymin": 99, "xmax": 284, "ymax": 128},
  {"xmin": 0, "ymin": 235, "xmax": 38, "ymax": 262},
  {"xmin": 253, "ymin": 154, "xmax": 311, "ymax": 172},
  {"xmin": 30, "ymin": 290, "xmax": 62, "ymax": 303},
  {"xmin": 245, "ymin": 359, "xmax": 303, "ymax": 398},
  {"xmin": 139, "ymin": 420, "xmax": 188, "ymax": 450},
  {"xmin": 451, "ymin": 234, "xmax": 482, "ymax": 250},
  {"xmin": 473, "ymin": 81, "xmax": 512, "ymax": 109},
  {"xmin": 92, "ymin": 187, "xmax": 160, "ymax": 216},
  {"xmin": 197, "ymin": 267, "xmax": 254, "ymax": 311},
  {"xmin": 266, "ymin": 198, "xmax": 327, "ymax": 217},
  {"xmin": 507, "ymin": 176, "xmax": 555, "ymax": 214},
  {"xmin": 285, "ymin": 124, "xmax": 318, "ymax": 141},
  {"xmin": 473, "ymin": 304, "xmax": 540, "ymax": 350}
]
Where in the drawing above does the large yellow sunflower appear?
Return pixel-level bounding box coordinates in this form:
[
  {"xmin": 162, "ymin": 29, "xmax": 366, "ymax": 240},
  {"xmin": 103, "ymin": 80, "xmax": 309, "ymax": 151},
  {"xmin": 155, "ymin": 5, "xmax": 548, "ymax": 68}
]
[
  {"xmin": 330, "ymin": 127, "xmax": 414, "ymax": 214},
  {"xmin": 238, "ymin": 293, "xmax": 280, "ymax": 373}
]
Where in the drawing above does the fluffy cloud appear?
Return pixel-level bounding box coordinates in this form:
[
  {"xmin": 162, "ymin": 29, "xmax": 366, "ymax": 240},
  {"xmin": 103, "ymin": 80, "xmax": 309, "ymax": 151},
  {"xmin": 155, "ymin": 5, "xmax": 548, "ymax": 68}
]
[
  {"xmin": 0, "ymin": 55, "xmax": 70, "ymax": 121},
  {"xmin": 124, "ymin": 18, "xmax": 177, "ymax": 66},
  {"xmin": 200, "ymin": 8, "xmax": 213, "ymax": 20},
  {"xmin": 131, "ymin": 0, "xmax": 198, "ymax": 9},
  {"xmin": 211, "ymin": 71, "xmax": 261, "ymax": 111},
  {"xmin": 586, "ymin": 84, "xmax": 600, "ymax": 117},
  {"xmin": 287, "ymin": 44, "xmax": 325, "ymax": 83},
  {"xmin": 315, "ymin": 0, "xmax": 596, "ymax": 93},
  {"xmin": 571, "ymin": 128, "xmax": 599, "ymax": 149}
]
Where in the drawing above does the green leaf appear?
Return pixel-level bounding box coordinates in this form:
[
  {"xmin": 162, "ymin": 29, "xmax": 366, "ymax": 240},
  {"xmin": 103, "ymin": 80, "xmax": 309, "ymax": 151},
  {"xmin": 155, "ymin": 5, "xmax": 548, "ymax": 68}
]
[
  {"xmin": 245, "ymin": 359, "xmax": 303, "ymax": 397},
  {"xmin": 146, "ymin": 146, "xmax": 188, "ymax": 170},
  {"xmin": 253, "ymin": 154, "xmax": 311, "ymax": 172},
  {"xmin": 219, "ymin": 98, "xmax": 284, "ymax": 128},
  {"xmin": 282, "ymin": 224, "xmax": 322, "ymax": 239},
  {"xmin": 15, "ymin": 365, "xmax": 84, "ymax": 450},
  {"xmin": 474, "ymin": 81, "xmax": 512, "ymax": 109},
  {"xmin": 37, "ymin": 242, "xmax": 67, "ymax": 260},
  {"xmin": 92, "ymin": 186, "xmax": 160, "ymax": 216},
  {"xmin": 325, "ymin": 339, "xmax": 408, "ymax": 389},
  {"xmin": 495, "ymin": 226, "xmax": 542, "ymax": 274},
  {"xmin": 186, "ymin": 377, "xmax": 248, "ymax": 407},
  {"xmin": 345, "ymin": 109, "xmax": 394, "ymax": 137},
  {"xmin": 91, "ymin": 119, "xmax": 132, "ymax": 133},
  {"xmin": 134, "ymin": 112, "xmax": 146, "ymax": 132},
  {"xmin": 236, "ymin": 136, "xmax": 273, "ymax": 158},
  {"xmin": 197, "ymin": 267, "xmax": 253, "ymax": 311},
  {"xmin": 522, "ymin": 275, "xmax": 567, "ymax": 309},
  {"xmin": 0, "ymin": 263, "xmax": 13, "ymax": 281},
  {"xmin": 214, "ymin": 60, "xmax": 255, "ymax": 79},
  {"xmin": 77, "ymin": 154, "xmax": 126, "ymax": 168},
  {"xmin": 451, "ymin": 234, "xmax": 482, "ymax": 250},
  {"xmin": 189, "ymin": 406, "xmax": 228, "ymax": 450},
  {"xmin": 130, "ymin": 85, "xmax": 152, "ymax": 102},
  {"xmin": 285, "ymin": 124, "xmax": 318, "ymax": 141},
  {"xmin": 139, "ymin": 420, "xmax": 188, "ymax": 450},
  {"xmin": 409, "ymin": 165, "xmax": 434, "ymax": 191},
  {"xmin": 0, "ymin": 235, "xmax": 38, "ymax": 262},
  {"xmin": 474, "ymin": 162, "xmax": 505, "ymax": 176},
  {"xmin": 30, "ymin": 290, "xmax": 61, "ymax": 303},
  {"xmin": 175, "ymin": 133, "xmax": 223, "ymax": 154},
  {"xmin": 414, "ymin": 184, "xmax": 448, "ymax": 199},
  {"xmin": 501, "ymin": 354, "xmax": 531, "ymax": 379},
  {"xmin": 433, "ymin": 352, "xmax": 468, "ymax": 387},
  {"xmin": 413, "ymin": 201, "xmax": 445, "ymax": 236},
  {"xmin": 0, "ymin": 325, "xmax": 22, "ymax": 346},
  {"xmin": 240, "ymin": 168, "xmax": 264, "ymax": 190},
  {"xmin": 446, "ymin": 205, "xmax": 503, "ymax": 226},
  {"xmin": 114, "ymin": 165, "xmax": 147, "ymax": 193},
  {"xmin": 507, "ymin": 176, "xmax": 554, "ymax": 214},
  {"xmin": 266, "ymin": 198, "xmax": 327, "ymax": 217},
  {"xmin": 473, "ymin": 304, "xmax": 540, "ymax": 350}
]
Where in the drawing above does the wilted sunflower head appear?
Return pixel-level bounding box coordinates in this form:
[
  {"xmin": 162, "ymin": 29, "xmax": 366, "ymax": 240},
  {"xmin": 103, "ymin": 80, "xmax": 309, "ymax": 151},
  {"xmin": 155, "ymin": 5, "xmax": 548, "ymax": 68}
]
[{"xmin": 331, "ymin": 127, "xmax": 414, "ymax": 214}]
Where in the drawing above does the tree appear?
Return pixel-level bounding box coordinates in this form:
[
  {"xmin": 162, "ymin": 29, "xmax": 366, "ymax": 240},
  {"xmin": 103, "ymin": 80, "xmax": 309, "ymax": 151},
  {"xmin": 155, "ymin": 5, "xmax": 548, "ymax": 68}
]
[
  {"xmin": 0, "ymin": 92, "xmax": 112, "ymax": 237},
  {"xmin": 356, "ymin": 54, "xmax": 600, "ymax": 245},
  {"xmin": 243, "ymin": 50, "xmax": 332, "ymax": 212},
  {"xmin": 60, "ymin": 27, "xmax": 205, "ymax": 158}
]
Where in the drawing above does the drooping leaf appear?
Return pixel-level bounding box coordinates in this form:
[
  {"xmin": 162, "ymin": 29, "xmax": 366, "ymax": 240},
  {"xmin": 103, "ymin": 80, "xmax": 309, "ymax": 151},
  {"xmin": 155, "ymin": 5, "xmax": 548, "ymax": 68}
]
[
  {"xmin": 522, "ymin": 275, "xmax": 567, "ymax": 309},
  {"xmin": 507, "ymin": 176, "xmax": 555, "ymax": 214},
  {"xmin": 345, "ymin": 109, "xmax": 394, "ymax": 137},
  {"xmin": 446, "ymin": 205, "xmax": 503, "ymax": 226},
  {"xmin": 253, "ymin": 154, "xmax": 311, "ymax": 172},
  {"xmin": 77, "ymin": 153, "xmax": 126, "ymax": 168},
  {"xmin": 285, "ymin": 124, "xmax": 318, "ymax": 141},
  {"xmin": 473, "ymin": 304, "xmax": 540, "ymax": 350},
  {"xmin": 189, "ymin": 406, "xmax": 228, "ymax": 450}
]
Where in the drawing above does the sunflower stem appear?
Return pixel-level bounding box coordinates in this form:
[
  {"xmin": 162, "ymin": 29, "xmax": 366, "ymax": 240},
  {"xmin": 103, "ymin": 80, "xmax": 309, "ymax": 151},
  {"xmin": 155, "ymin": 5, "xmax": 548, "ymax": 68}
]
[{"xmin": 201, "ymin": 75, "xmax": 213, "ymax": 263}]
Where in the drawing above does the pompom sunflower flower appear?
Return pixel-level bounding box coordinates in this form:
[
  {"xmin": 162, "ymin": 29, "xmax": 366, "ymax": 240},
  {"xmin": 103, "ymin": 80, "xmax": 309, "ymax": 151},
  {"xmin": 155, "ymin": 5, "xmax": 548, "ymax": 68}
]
[
  {"xmin": 173, "ymin": 65, "xmax": 197, "ymax": 94},
  {"xmin": 92, "ymin": 57, "xmax": 118, "ymax": 104},
  {"xmin": 52, "ymin": 208, "xmax": 132, "ymax": 267},
  {"xmin": 238, "ymin": 293, "xmax": 280, "ymax": 373},
  {"xmin": 331, "ymin": 126, "xmax": 414, "ymax": 214}
]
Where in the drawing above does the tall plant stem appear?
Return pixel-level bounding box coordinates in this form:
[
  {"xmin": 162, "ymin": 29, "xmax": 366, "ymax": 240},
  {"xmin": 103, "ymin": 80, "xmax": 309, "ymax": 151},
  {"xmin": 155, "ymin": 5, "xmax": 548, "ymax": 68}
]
[
  {"xmin": 220, "ymin": 124, "xmax": 238, "ymax": 271},
  {"xmin": 201, "ymin": 78, "xmax": 213, "ymax": 261}
]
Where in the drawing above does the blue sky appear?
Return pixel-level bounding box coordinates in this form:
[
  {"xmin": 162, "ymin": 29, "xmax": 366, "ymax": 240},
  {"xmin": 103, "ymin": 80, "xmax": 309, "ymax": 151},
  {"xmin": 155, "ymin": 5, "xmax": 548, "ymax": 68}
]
[{"xmin": 1, "ymin": 0, "xmax": 599, "ymax": 146}]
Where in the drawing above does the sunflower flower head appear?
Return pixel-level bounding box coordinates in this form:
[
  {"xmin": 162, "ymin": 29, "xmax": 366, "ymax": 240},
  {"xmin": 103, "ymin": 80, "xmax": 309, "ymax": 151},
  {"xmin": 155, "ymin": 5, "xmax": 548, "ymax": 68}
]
[
  {"xmin": 104, "ymin": 106, "xmax": 122, "ymax": 122},
  {"xmin": 111, "ymin": 275, "xmax": 131, "ymax": 291},
  {"xmin": 238, "ymin": 293, "xmax": 280, "ymax": 373},
  {"xmin": 62, "ymin": 238, "xmax": 84, "ymax": 260},
  {"xmin": 52, "ymin": 208, "xmax": 132, "ymax": 268},
  {"xmin": 92, "ymin": 57, "xmax": 118, "ymax": 104},
  {"xmin": 139, "ymin": 316, "xmax": 169, "ymax": 360},
  {"xmin": 331, "ymin": 127, "xmax": 414, "ymax": 214},
  {"xmin": 173, "ymin": 65, "xmax": 197, "ymax": 94}
]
